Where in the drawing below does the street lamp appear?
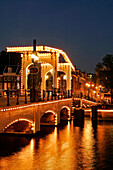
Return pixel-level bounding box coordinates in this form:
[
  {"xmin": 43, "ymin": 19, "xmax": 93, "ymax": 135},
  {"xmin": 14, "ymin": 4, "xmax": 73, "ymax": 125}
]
[{"xmin": 31, "ymin": 54, "xmax": 39, "ymax": 61}]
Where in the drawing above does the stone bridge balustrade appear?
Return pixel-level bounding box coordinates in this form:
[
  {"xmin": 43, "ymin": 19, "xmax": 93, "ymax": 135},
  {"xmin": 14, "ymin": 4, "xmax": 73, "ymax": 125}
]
[{"xmin": 0, "ymin": 98, "xmax": 72, "ymax": 134}]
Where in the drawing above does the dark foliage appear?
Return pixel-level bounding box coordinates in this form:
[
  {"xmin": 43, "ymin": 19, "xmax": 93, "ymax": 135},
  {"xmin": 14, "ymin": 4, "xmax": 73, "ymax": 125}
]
[{"xmin": 95, "ymin": 54, "xmax": 113, "ymax": 103}]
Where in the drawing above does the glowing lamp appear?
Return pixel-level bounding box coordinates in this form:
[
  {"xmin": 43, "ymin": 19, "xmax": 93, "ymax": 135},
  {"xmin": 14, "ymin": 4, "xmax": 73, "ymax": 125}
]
[
  {"xmin": 50, "ymin": 69, "xmax": 53, "ymax": 74},
  {"xmin": 31, "ymin": 54, "xmax": 39, "ymax": 61},
  {"xmin": 45, "ymin": 75, "xmax": 49, "ymax": 80},
  {"xmin": 63, "ymin": 75, "xmax": 67, "ymax": 80},
  {"xmin": 85, "ymin": 83, "xmax": 90, "ymax": 87}
]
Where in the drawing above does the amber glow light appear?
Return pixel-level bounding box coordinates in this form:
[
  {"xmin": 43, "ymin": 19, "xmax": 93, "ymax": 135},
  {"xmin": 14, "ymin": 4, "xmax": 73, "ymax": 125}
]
[
  {"xmin": 31, "ymin": 54, "xmax": 39, "ymax": 61},
  {"xmin": 85, "ymin": 83, "xmax": 90, "ymax": 87},
  {"xmin": 45, "ymin": 110, "xmax": 57, "ymax": 125},
  {"xmin": 63, "ymin": 75, "xmax": 67, "ymax": 80},
  {"xmin": 2, "ymin": 118, "xmax": 34, "ymax": 132}
]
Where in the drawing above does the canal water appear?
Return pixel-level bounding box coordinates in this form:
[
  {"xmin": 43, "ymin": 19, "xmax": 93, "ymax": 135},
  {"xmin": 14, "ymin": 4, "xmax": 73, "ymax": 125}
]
[{"xmin": 0, "ymin": 118, "xmax": 113, "ymax": 170}]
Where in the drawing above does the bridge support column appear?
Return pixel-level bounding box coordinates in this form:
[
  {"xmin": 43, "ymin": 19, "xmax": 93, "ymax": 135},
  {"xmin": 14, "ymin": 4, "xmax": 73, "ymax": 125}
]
[
  {"xmin": 74, "ymin": 108, "xmax": 84, "ymax": 126},
  {"xmin": 21, "ymin": 53, "xmax": 25, "ymax": 94},
  {"xmin": 41, "ymin": 65, "xmax": 46, "ymax": 91},
  {"xmin": 53, "ymin": 52, "xmax": 58, "ymax": 89},
  {"xmin": 67, "ymin": 65, "xmax": 71, "ymax": 91}
]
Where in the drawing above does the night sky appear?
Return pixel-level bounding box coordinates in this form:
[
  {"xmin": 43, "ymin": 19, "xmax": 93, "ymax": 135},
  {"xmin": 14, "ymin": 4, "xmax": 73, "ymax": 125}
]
[{"xmin": 0, "ymin": 0, "xmax": 113, "ymax": 73}]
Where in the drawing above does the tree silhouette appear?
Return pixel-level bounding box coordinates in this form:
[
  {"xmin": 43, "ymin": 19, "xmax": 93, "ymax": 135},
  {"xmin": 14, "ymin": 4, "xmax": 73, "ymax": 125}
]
[{"xmin": 95, "ymin": 54, "xmax": 113, "ymax": 103}]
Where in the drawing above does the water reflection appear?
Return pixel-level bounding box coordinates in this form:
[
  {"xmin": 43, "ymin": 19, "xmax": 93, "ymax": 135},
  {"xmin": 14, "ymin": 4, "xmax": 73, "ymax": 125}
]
[
  {"xmin": 0, "ymin": 135, "xmax": 31, "ymax": 157},
  {"xmin": 0, "ymin": 118, "xmax": 113, "ymax": 169}
]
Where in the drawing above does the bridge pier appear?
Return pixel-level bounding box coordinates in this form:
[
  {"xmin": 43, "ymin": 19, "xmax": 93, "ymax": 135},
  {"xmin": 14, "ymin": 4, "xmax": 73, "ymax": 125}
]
[
  {"xmin": 91, "ymin": 106, "xmax": 97, "ymax": 124},
  {"xmin": 74, "ymin": 109, "xmax": 84, "ymax": 121},
  {"xmin": 73, "ymin": 108, "xmax": 84, "ymax": 127}
]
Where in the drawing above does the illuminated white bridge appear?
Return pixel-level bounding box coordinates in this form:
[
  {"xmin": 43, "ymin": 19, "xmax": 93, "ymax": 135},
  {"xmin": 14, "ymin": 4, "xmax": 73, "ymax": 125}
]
[
  {"xmin": 1, "ymin": 42, "xmax": 74, "ymax": 134},
  {"xmin": 0, "ymin": 98, "xmax": 72, "ymax": 134},
  {"xmin": 6, "ymin": 45, "xmax": 75, "ymax": 92}
]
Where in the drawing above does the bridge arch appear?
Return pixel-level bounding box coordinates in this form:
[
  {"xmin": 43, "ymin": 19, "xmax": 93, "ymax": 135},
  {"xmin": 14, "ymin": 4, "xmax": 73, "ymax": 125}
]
[
  {"xmin": 60, "ymin": 106, "xmax": 70, "ymax": 120},
  {"xmin": 40, "ymin": 110, "xmax": 57, "ymax": 126},
  {"xmin": 2, "ymin": 118, "xmax": 34, "ymax": 134}
]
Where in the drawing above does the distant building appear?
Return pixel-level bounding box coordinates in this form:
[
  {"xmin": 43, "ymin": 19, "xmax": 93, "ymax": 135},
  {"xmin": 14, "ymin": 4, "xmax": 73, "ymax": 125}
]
[
  {"xmin": 0, "ymin": 65, "xmax": 21, "ymax": 95},
  {"xmin": 72, "ymin": 68, "xmax": 97, "ymax": 100}
]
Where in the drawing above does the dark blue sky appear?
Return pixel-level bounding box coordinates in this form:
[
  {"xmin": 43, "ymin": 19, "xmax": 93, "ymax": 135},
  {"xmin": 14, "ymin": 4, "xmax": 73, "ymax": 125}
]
[{"xmin": 0, "ymin": 0, "xmax": 113, "ymax": 73}]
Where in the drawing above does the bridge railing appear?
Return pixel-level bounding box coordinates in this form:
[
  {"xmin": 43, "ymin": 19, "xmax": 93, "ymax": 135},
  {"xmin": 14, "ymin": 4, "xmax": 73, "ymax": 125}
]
[
  {"xmin": 26, "ymin": 89, "xmax": 72, "ymax": 102},
  {"xmin": 73, "ymin": 92, "xmax": 97, "ymax": 103},
  {"xmin": 0, "ymin": 89, "xmax": 30, "ymax": 107},
  {"xmin": 0, "ymin": 89, "xmax": 72, "ymax": 107}
]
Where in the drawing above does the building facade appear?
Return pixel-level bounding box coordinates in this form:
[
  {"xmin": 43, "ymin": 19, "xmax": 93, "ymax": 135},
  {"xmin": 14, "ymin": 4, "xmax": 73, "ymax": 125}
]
[{"xmin": 0, "ymin": 65, "xmax": 21, "ymax": 95}]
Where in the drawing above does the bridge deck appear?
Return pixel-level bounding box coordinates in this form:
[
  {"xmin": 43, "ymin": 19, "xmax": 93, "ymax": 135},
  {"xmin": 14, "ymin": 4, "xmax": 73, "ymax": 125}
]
[{"xmin": 0, "ymin": 96, "xmax": 30, "ymax": 108}]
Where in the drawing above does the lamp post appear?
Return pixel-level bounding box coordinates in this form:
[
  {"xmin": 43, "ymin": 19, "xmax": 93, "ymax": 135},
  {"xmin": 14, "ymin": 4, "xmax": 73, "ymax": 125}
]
[
  {"xmin": 85, "ymin": 83, "xmax": 90, "ymax": 100},
  {"xmin": 30, "ymin": 39, "xmax": 39, "ymax": 102}
]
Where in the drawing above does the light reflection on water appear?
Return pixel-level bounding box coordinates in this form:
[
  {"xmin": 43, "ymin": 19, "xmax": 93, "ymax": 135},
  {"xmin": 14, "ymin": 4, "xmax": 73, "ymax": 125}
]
[{"xmin": 0, "ymin": 118, "xmax": 113, "ymax": 170}]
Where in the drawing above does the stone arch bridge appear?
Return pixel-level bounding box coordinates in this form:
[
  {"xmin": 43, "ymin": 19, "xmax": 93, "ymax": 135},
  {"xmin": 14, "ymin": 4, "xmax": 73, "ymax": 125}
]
[{"xmin": 0, "ymin": 98, "xmax": 72, "ymax": 134}]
